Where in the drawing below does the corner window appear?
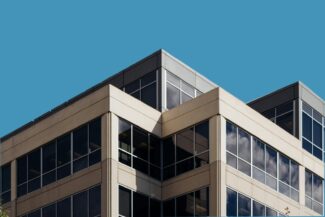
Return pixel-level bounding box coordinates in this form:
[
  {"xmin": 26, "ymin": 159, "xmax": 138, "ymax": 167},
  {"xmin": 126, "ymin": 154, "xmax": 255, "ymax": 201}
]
[{"xmin": 0, "ymin": 164, "xmax": 11, "ymax": 204}]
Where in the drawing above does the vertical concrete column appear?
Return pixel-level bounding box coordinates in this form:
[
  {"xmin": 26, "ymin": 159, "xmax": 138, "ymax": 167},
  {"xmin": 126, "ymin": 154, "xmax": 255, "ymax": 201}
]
[
  {"xmin": 160, "ymin": 68, "xmax": 167, "ymax": 112},
  {"xmin": 101, "ymin": 113, "xmax": 110, "ymax": 217},
  {"xmin": 218, "ymin": 115, "xmax": 227, "ymax": 217},
  {"xmin": 10, "ymin": 160, "xmax": 17, "ymax": 217},
  {"xmin": 299, "ymin": 165, "xmax": 305, "ymax": 206},
  {"xmin": 209, "ymin": 115, "xmax": 218, "ymax": 216}
]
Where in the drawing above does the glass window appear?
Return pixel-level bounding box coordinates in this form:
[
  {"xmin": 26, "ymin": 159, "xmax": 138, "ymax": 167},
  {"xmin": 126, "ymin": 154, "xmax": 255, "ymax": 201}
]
[
  {"xmin": 42, "ymin": 204, "xmax": 56, "ymax": 217},
  {"xmin": 167, "ymin": 83, "xmax": 180, "ymax": 109},
  {"xmin": 73, "ymin": 191, "xmax": 88, "ymax": 217},
  {"xmin": 237, "ymin": 128, "xmax": 251, "ymax": 162},
  {"xmin": 150, "ymin": 135, "xmax": 161, "ymax": 167},
  {"xmin": 89, "ymin": 185, "xmax": 101, "ymax": 217},
  {"xmin": 133, "ymin": 127, "xmax": 149, "ymax": 161},
  {"xmin": 1, "ymin": 164, "xmax": 11, "ymax": 193},
  {"xmin": 141, "ymin": 83, "xmax": 157, "ymax": 108},
  {"xmin": 253, "ymin": 139, "xmax": 265, "ymax": 170},
  {"xmin": 176, "ymin": 158, "xmax": 194, "ymax": 175},
  {"xmin": 57, "ymin": 133, "xmax": 71, "ymax": 166},
  {"xmin": 238, "ymin": 193, "xmax": 251, "ymax": 216},
  {"xmin": 142, "ymin": 71, "xmax": 156, "ymax": 86},
  {"xmin": 226, "ymin": 122, "xmax": 237, "ymax": 155},
  {"xmin": 28, "ymin": 210, "xmax": 41, "ymax": 217},
  {"xmin": 303, "ymin": 113, "xmax": 312, "ymax": 141},
  {"xmin": 277, "ymin": 102, "xmax": 293, "ymax": 115},
  {"xmin": 195, "ymin": 121, "xmax": 209, "ymax": 154},
  {"xmin": 125, "ymin": 80, "xmax": 140, "ymax": 94},
  {"xmin": 167, "ymin": 72, "xmax": 180, "ymax": 87},
  {"xmin": 265, "ymin": 146, "xmax": 277, "ymax": 177},
  {"xmin": 119, "ymin": 186, "xmax": 131, "ymax": 217},
  {"xmin": 57, "ymin": 198, "xmax": 71, "ymax": 217},
  {"xmin": 195, "ymin": 188, "xmax": 209, "ymax": 216},
  {"xmin": 313, "ymin": 120, "xmax": 322, "ymax": 148},
  {"xmin": 133, "ymin": 192, "xmax": 149, "ymax": 217},
  {"xmin": 176, "ymin": 128, "xmax": 194, "ymax": 161},
  {"xmin": 290, "ymin": 161, "xmax": 299, "ymax": 190},
  {"xmin": 119, "ymin": 119, "xmax": 131, "ymax": 152},
  {"xmin": 28, "ymin": 149, "xmax": 41, "ymax": 180},
  {"xmin": 176, "ymin": 192, "xmax": 194, "ymax": 216},
  {"xmin": 266, "ymin": 207, "xmax": 277, "ymax": 216},
  {"xmin": 181, "ymin": 92, "xmax": 193, "ymax": 104},
  {"xmin": 17, "ymin": 156, "xmax": 27, "ymax": 184},
  {"xmin": 73, "ymin": 125, "xmax": 88, "ymax": 160},
  {"xmin": 238, "ymin": 158, "xmax": 251, "ymax": 176},
  {"xmin": 305, "ymin": 170, "xmax": 312, "ymax": 197},
  {"xmin": 227, "ymin": 188, "xmax": 237, "ymax": 217},
  {"xmin": 163, "ymin": 199, "xmax": 175, "ymax": 217},
  {"xmin": 253, "ymin": 201, "xmax": 265, "ymax": 216},
  {"xmin": 277, "ymin": 112, "xmax": 293, "ymax": 134},
  {"xmin": 89, "ymin": 118, "xmax": 101, "ymax": 152},
  {"xmin": 150, "ymin": 198, "xmax": 161, "ymax": 217},
  {"xmin": 279, "ymin": 154, "xmax": 289, "ymax": 184},
  {"xmin": 195, "ymin": 152, "xmax": 209, "ymax": 168},
  {"xmin": 42, "ymin": 141, "xmax": 56, "ymax": 173},
  {"xmin": 163, "ymin": 137, "xmax": 175, "ymax": 167}
]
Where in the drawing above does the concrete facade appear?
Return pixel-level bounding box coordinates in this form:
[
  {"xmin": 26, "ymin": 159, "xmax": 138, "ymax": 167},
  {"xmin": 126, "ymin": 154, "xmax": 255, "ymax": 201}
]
[{"xmin": 0, "ymin": 50, "xmax": 324, "ymax": 217}]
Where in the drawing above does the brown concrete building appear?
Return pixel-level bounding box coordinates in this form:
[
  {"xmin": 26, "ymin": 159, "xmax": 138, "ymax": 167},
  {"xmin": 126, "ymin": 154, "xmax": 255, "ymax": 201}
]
[{"xmin": 0, "ymin": 50, "xmax": 324, "ymax": 216}]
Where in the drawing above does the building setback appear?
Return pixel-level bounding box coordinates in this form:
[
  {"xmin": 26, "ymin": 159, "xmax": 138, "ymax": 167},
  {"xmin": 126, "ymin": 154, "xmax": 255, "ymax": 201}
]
[{"xmin": 0, "ymin": 49, "xmax": 324, "ymax": 216}]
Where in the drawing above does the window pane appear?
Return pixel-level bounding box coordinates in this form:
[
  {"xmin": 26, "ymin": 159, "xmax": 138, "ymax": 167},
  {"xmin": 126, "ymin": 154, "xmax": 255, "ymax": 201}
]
[
  {"xmin": 125, "ymin": 80, "xmax": 140, "ymax": 93},
  {"xmin": 163, "ymin": 199, "xmax": 175, "ymax": 217},
  {"xmin": 73, "ymin": 125, "xmax": 88, "ymax": 160},
  {"xmin": 167, "ymin": 72, "xmax": 180, "ymax": 88},
  {"xmin": 238, "ymin": 158, "xmax": 251, "ymax": 176},
  {"xmin": 253, "ymin": 167, "xmax": 265, "ymax": 184},
  {"xmin": 277, "ymin": 112, "xmax": 293, "ymax": 134},
  {"xmin": 252, "ymin": 139, "xmax": 265, "ymax": 170},
  {"xmin": 226, "ymin": 122, "xmax": 237, "ymax": 155},
  {"xmin": 238, "ymin": 193, "xmax": 251, "ymax": 216},
  {"xmin": 163, "ymin": 165, "xmax": 175, "ymax": 180},
  {"xmin": 181, "ymin": 92, "xmax": 193, "ymax": 104},
  {"xmin": 73, "ymin": 191, "xmax": 87, "ymax": 217},
  {"xmin": 279, "ymin": 154, "xmax": 289, "ymax": 184},
  {"xmin": 176, "ymin": 192, "xmax": 194, "ymax": 216},
  {"xmin": 73, "ymin": 155, "xmax": 88, "ymax": 173},
  {"xmin": 29, "ymin": 210, "xmax": 41, "ymax": 217},
  {"xmin": 266, "ymin": 174, "xmax": 277, "ymax": 190},
  {"xmin": 279, "ymin": 182, "xmax": 290, "ymax": 197},
  {"xmin": 141, "ymin": 83, "xmax": 157, "ymax": 108},
  {"xmin": 57, "ymin": 133, "xmax": 71, "ymax": 166},
  {"xmin": 303, "ymin": 113, "xmax": 312, "ymax": 141},
  {"xmin": 89, "ymin": 186, "xmax": 101, "ymax": 217},
  {"xmin": 302, "ymin": 138, "xmax": 313, "ymax": 154},
  {"xmin": 313, "ymin": 201, "xmax": 323, "ymax": 215},
  {"xmin": 266, "ymin": 207, "xmax": 277, "ymax": 216},
  {"xmin": 265, "ymin": 146, "xmax": 277, "ymax": 177},
  {"xmin": 195, "ymin": 188, "xmax": 209, "ymax": 216},
  {"xmin": 313, "ymin": 146, "xmax": 322, "ymax": 160},
  {"xmin": 313, "ymin": 120, "xmax": 322, "ymax": 148},
  {"xmin": 253, "ymin": 201, "xmax": 265, "ymax": 216},
  {"xmin": 313, "ymin": 174, "xmax": 323, "ymax": 203},
  {"xmin": 176, "ymin": 128, "xmax": 194, "ymax": 162},
  {"xmin": 28, "ymin": 149, "xmax": 41, "ymax": 180},
  {"xmin": 226, "ymin": 153, "xmax": 237, "ymax": 169},
  {"xmin": 290, "ymin": 161, "xmax": 299, "ymax": 189},
  {"xmin": 17, "ymin": 156, "xmax": 27, "ymax": 184},
  {"xmin": 163, "ymin": 137, "xmax": 175, "ymax": 167},
  {"xmin": 181, "ymin": 81, "xmax": 195, "ymax": 97},
  {"xmin": 277, "ymin": 102, "xmax": 293, "ymax": 115},
  {"xmin": 133, "ymin": 192, "xmax": 149, "ymax": 217},
  {"xmin": 57, "ymin": 198, "xmax": 71, "ymax": 217},
  {"xmin": 227, "ymin": 188, "xmax": 237, "ymax": 217},
  {"xmin": 167, "ymin": 83, "xmax": 180, "ymax": 109},
  {"xmin": 150, "ymin": 198, "xmax": 161, "ymax": 217},
  {"xmin": 238, "ymin": 128, "xmax": 251, "ymax": 162},
  {"xmin": 42, "ymin": 204, "xmax": 56, "ymax": 217},
  {"xmin": 176, "ymin": 158, "xmax": 194, "ymax": 175},
  {"xmin": 195, "ymin": 152, "xmax": 209, "ymax": 168},
  {"xmin": 89, "ymin": 118, "xmax": 101, "ymax": 152},
  {"xmin": 119, "ymin": 151, "xmax": 131, "ymax": 166},
  {"xmin": 42, "ymin": 141, "xmax": 56, "ymax": 173},
  {"xmin": 133, "ymin": 126, "xmax": 149, "ymax": 161},
  {"xmin": 119, "ymin": 187, "xmax": 131, "ymax": 217},
  {"xmin": 133, "ymin": 157, "xmax": 149, "ymax": 175},
  {"xmin": 195, "ymin": 121, "xmax": 209, "ymax": 154},
  {"xmin": 119, "ymin": 119, "xmax": 131, "ymax": 153},
  {"xmin": 150, "ymin": 135, "xmax": 161, "ymax": 167},
  {"xmin": 1, "ymin": 164, "xmax": 11, "ymax": 192},
  {"xmin": 150, "ymin": 165, "xmax": 161, "ymax": 180},
  {"xmin": 142, "ymin": 71, "xmax": 156, "ymax": 86},
  {"xmin": 305, "ymin": 170, "xmax": 312, "ymax": 197},
  {"xmin": 262, "ymin": 108, "xmax": 275, "ymax": 119}
]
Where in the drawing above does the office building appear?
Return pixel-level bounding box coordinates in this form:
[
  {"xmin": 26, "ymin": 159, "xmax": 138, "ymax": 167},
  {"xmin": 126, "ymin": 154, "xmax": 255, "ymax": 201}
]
[{"xmin": 0, "ymin": 50, "xmax": 324, "ymax": 216}]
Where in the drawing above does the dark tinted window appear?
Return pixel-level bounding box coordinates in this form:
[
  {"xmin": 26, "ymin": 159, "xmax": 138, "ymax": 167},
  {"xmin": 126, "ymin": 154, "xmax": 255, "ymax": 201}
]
[
  {"xmin": 133, "ymin": 127, "xmax": 149, "ymax": 160},
  {"xmin": 42, "ymin": 141, "xmax": 56, "ymax": 173},
  {"xmin": 133, "ymin": 192, "xmax": 149, "ymax": 217},
  {"xmin": 303, "ymin": 113, "xmax": 312, "ymax": 141},
  {"xmin": 119, "ymin": 186, "xmax": 131, "ymax": 217},
  {"xmin": 227, "ymin": 188, "xmax": 237, "ymax": 217},
  {"xmin": 277, "ymin": 112, "xmax": 293, "ymax": 134},
  {"xmin": 89, "ymin": 185, "xmax": 101, "ymax": 217},
  {"xmin": 226, "ymin": 122, "xmax": 237, "ymax": 155},
  {"xmin": 73, "ymin": 191, "xmax": 88, "ymax": 217},
  {"xmin": 195, "ymin": 121, "xmax": 209, "ymax": 153},
  {"xmin": 73, "ymin": 125, "xmax": 88, "ymax": 160},
  {"xmin": 150, "ymin": 135, "xmax": 161, "ymax": 167},
  {"xmin": 253, "ymin": 201, "xmax": 265, "ymax": 216},
  {"xmin": 238, "ymin": 193, "xmax": 251, "ymax": 216},
  {"xmin": 142, "ymin": 71, "xmax": 156, "ymax": 86},
  {"xmin": 167, "ymin": 83, "xmax": 180, "ymax": 109},
  {"xmin": 265, "ymin": 146, "xmax": 277, "ymax": 177},
  {"xmin": 142, "ymin": 83, "xmax": 157, "ymax": 108},
  {"xmin": 57, "ymin": 134, "xmax": 71, "ymax": 166},
  {"xmin": 313, "ymin": 120, "xmax": 322, "ymax": 148},
  {"xmin": 89, "ymin": 118, "xmax": 101, "ymax": 151},
  {"xmin": 1, "ymin": 164, "xmax": 11, "ymax": 192},
  {"xmin": 176, "ymin": 128, "xmax": 194, "ymax": 161},
  {"xmin": 176, "ymin": 192, "xmax": 194, "ymax": 216},
  {"xmin": 150, "ymin": 198, "xmax": 161, "ymax": 217},
  {"xmin": 125, "ymin": 80, "xmax": 140, "ymax": 93},
  {"xmin": 28, "ymin": 210, "xmax": 41, "ymax": 217},
  {"xmin": 28, "ymin": 149, "xmax": 41, "ymax": 180},
  {"xmin": 119, "ymin": 119, "xmax": 131, "ymax": 152},
  {"xmin": 17, "ymin": 156, "xmax": 27, "ymax": 184},
  {"xmin": 42, "ymin": 204, "xmax": 56, "ymax": 217},
  {"xmin": 279, "ymin": 154, "xmax": 289, "ymax": 184},
  {"xmin": 163, "ymin": 137, "xmax": 175, "ymax": 167},
  {"xmin": 163, "ymin": 199, "xmax": 175, "ymax": 217},
  {"xmin": 195, "ymin": 188, "xmax": 209, "ymax": 216},
  {"xmin": 57, "ymin": 198, "xmax": 71, "ymax": 217},
  {"xmin": 253, "ymin": 139, "xmax": 265, "ymax": 170}
]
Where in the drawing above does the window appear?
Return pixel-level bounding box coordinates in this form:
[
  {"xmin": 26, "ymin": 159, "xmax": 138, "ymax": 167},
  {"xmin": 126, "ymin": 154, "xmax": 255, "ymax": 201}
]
[
  {"xmin": 302, "ymin": 102, "xmax": 324, "ymax": 160},
  {"xmin": 163, "ymin": 121, "xmax": 209, "ymax": 180},
  {"xmin": 305, "ymin": 170, "xmax": 323, "ymax": 215},
  {"xmin": 118, "ymin": 118, "xmax": 161, "ymax": 180},
  {"xmin": 20, "ymin": 185, "xmax": 99, "ymax": 217},
  {"xmin": 0, "ymin": 164, "xmax": 11, "ymax": 204},
  {"xmin": 227, "ymin": 188, "xmax": 280, "ymax": 217},
  {"xmin": 119, "ymin": 186, "xmax": 161, "ymax": 217},
  {"xmin": 166, "ymin": 71, "xmax": 202, "ymax": 110},
  {"xmin": 124, "ymin": 71, "xmax": 157, "ymax": 109},
  {"xmin": 226, "ymin": 121, "xmax": 300, "ymax": 202},
  {"xmin": 17, "ymin": 118, "xmax": 101, "ymax": 198},
  {"xmin": 163, "ymin": 187, "xmax": 209, "ymax": 217}
]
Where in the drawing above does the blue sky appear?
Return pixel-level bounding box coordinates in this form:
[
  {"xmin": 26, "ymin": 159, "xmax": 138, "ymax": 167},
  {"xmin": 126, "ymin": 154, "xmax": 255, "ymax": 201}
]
[{"xmin": 0, "ymin": 1, "xmax": 324, "ymax": 137}]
